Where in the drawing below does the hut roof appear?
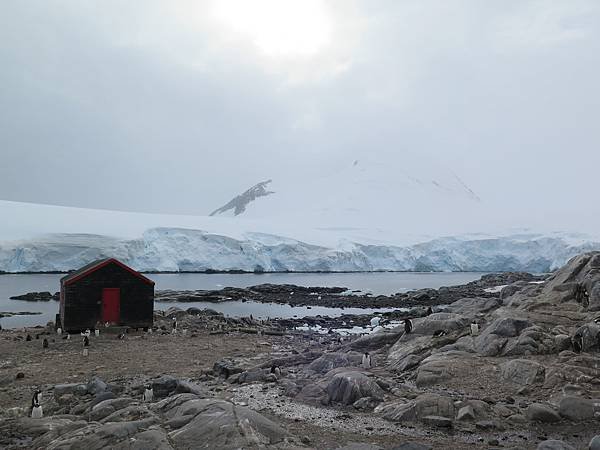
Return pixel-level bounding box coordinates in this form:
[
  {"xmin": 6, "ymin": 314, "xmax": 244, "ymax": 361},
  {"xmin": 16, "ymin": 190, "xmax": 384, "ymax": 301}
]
[{"xmin": 60, "ymin": 258, "xmax": 155, "ymax": 286}]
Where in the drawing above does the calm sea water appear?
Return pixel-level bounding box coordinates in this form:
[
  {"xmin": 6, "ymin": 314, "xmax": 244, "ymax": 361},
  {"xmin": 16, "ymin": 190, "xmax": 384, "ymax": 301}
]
[{"xmin": 0, "ymin": 272, "xmax": 484, "ymax": 328}]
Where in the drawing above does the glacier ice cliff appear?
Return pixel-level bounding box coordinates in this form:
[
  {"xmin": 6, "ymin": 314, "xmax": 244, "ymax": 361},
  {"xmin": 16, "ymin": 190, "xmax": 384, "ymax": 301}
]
[{"xmin": 1, "ymin": 228, "xmax": 599, "ymax": 273}]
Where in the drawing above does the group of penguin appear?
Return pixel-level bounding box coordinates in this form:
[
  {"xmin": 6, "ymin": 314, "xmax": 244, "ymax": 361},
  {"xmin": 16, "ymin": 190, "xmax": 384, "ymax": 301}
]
[{"xmin": 29, "ymin": 384, "xmax": 155, "ymax": 419}]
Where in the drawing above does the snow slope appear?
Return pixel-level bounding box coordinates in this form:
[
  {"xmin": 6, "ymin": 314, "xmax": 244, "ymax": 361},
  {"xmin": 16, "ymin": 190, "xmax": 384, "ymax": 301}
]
[{"xmin": 209, "ymin": 157, "xmax": 484, "ymax": 235}]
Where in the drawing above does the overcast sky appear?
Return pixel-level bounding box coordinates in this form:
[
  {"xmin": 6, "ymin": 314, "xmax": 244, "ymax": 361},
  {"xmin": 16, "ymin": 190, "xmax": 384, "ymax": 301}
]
[{"xmin": 1, "ymin": 0, "xmax": 599, "ymax": 224}]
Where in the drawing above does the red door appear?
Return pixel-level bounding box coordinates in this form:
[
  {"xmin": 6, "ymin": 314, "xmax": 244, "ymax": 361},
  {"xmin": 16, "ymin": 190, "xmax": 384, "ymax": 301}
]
[{"xmin": 102, "ymin": 288, "xmax": 120, "ymax": 323}]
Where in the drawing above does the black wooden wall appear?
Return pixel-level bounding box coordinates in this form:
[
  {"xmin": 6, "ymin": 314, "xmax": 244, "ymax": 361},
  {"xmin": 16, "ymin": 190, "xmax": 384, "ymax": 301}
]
[{"xmin": 61, "ymin": 263, "xmax": 154, "ymax": 332}]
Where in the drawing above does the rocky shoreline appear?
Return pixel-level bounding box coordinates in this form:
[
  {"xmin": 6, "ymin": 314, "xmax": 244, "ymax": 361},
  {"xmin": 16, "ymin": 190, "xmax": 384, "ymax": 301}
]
[
  {"xmin": 1, "ymin": 259, "xmax": 599, "ymax": 449},
  {"xmin": 10, "ymin": 271, "xmax": 545, "ymax": 309}
]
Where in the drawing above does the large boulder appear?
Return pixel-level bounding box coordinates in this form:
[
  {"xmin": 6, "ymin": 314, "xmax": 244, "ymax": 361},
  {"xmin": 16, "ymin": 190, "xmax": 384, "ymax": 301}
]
[
  {"xmin": 537, "ymin": 440, "xmax": 575, "ymax": 450},
  {"xmin": 308, "ymin": 353, "xmax": 358, "ymax": 374},
  {"xmin": 295, "ymin": 383, "xmax": 328, "ymax": 406},
  {"xmin": 86, "ymin": 376, "xmax": 108, "ymax": 395},
  {"xmin": 375, "ymin": 393, "xmax": 454, "ymax": 423},
  {"xmin": 54, "ymin": 383, "xmax": 87, "ymax": 399},
  {"xmin": 347, "ymin": 329, "xmax": 405, "ymax": 352},
  {"xmin": 89, "ymin": 397, "xmax": 134, "ymax": 421},
  {"xmin": 558, "ymin": 396, "xmax": 595, "ymax": 421},
  {"xmin": 500, "ymin": 359, "xmax": 545, "ymax": 386},
  {"xmin": 153, "ymin": 395, "xmax": 290, "ymax": 448},
  {"xmin": 326, "ymin": 371, "xmax": 384, "ymax": 405},
  {"xmin": 525, "ymin": 403, "xmax": 561, "ymax": 423},
  {"xmin": 474, "ymin": 317, "xmax": 532, "ymax": 356},
  {"xmin": 387, "ymin": 336, "xmax": 434, "ymax": 372},
  {"xmin": 411, "ymin": 313, "xmax": 470, "ymax": 336},
  {"xmin": 415, "ymin": 351, "xmax": 473, "ymax": 387}
]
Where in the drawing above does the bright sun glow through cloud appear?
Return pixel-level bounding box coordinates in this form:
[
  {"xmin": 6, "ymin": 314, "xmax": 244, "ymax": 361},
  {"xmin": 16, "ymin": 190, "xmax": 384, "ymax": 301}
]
[{"xmin": 212, "ymin": 0, "xmax": 332, "ymax": 58}]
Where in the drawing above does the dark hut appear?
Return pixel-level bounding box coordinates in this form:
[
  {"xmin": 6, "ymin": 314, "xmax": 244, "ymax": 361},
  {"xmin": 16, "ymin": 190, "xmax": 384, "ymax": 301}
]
[{"xmin": 59, "ymin": 258, "xmax": 154, "ymax": 332}]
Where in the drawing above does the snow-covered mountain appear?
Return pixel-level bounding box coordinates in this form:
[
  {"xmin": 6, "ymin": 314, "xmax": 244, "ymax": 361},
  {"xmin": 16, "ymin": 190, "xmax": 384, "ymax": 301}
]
[
  {"xmin": 208, "ymin": 157, "xmax": 483, "ymax": 235},
  {"xmin": 210, "ymin": 180, "xmax": 275, "ymax": 217}
]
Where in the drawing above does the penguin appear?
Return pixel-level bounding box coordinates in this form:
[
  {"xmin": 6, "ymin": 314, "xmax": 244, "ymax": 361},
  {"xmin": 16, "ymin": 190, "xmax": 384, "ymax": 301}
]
[
  {"xmin": 572, "ymin": 334, "xmax": 583, "ymax": 353},
  {"xmin": 33, "ymin": 388, "xmax": 42, "ymax": 405},
  {"xmin": 404, "ymin": 319, "xmax": 413, "ymax": 334},
  {"xmin": 143, "ymin": 385, "xmax": 154, "ymax": 402},
  {"xmin": 117, "ymin": 333, "xmax": 126, "ymax": 340},
  {"xmin": 95, "ymin": 329, "xmax": 100, "ymax": 337},
  {"xmin": 361, "ymin": 352, "xmax": 372, "ymax": 369},
  {"xmin": 66, "ymin": 333, "xmax": 71, "ymax": 340},
  {"xmin": 30, "ymin": 391, "xmax": 43, "ymax": 419},
  {"xmin": 83, "ymin": 335, "xmax": 90, "ymax": 347},
  {"xmin": 26, "ymin": 334, "xmax": 32, "ymax": 341},
  {"xmin": 270, "ymin": 365, "xmax": 281, "ymax": 377},
  {"xmin": 56, "ymin": 327, "xmax": 62, "ymax": 335},
  {"xmin": 470, "ymin": 321, "xmax": 480, "ymax": 336},
  {"xmin": 42, "ymin": 338, "xmax": 49, "ymax": 349},
  {"xmin": 426, "ymin": 306, "xmax": 433, "ymax": 316}
]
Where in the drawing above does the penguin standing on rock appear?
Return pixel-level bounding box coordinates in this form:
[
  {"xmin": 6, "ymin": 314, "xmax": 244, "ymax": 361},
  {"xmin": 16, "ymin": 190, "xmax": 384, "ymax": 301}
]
[
  {"xmin": 143, "ymin": 385, "xmax": 154, "ymax": 402},
  {"xmin": 270, "ymin": 365, "xmax": 281, "ymax": 377},
  {"xmin": 470, "ymin": 321, "xmax": 480, "ymax": 336},
  {"xmin": 42, "ymin": 338, "xmax": 49, "ymax": 349},
  {"xmin": 31, "ymin": 390, "xmax": 43, "ymax": 419},
  {"xmin": 83, "ymin": 335, "xmax": 89, "ymax": 356},
  {"xmin": 172, "ymin": 318, "xmax": 177, "ymax": 334},
  {"xmin": 404, "ymin": 319, "xmax": 413, "ymax": 335},
  {"xmin": 362, "ymin": 352, "xmax": 372, "ymax": 369},
  {"xmin": 26, "ymin": 334, "xmax": 32, "ymax": 341},
  {"xmin": 426, "ymin": 306, "xmax": 433, "ymax": 316},
  {"xmin": 573, "ymin": 333, "xmax": 584, "ymax": 353}
]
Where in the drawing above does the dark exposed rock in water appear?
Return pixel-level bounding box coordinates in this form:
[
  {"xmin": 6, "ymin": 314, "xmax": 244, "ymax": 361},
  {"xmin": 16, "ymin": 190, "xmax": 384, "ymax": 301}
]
[
  {"xmin": 9, "ymin": 291, "xmax": 59, "ymax": 301},
  {"xmin": 0, "ymin": 311, "xmax": 43, "ymax": 318},
  {"xmin": 154, "ymin": 272, "xmax": 544, "ymax": 309}
]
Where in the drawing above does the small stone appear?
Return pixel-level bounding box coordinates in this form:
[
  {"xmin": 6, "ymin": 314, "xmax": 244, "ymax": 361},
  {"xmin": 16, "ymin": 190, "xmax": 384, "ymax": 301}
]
[
  {"xmin": 456, "ymin": 405, "xmax": 475, "ymax": 421},
  {"xmin": 421, "ymin": 415, "xmax": 453, "ymax": 428},
  {"xmin": 15, "ymin": 372, "xmax": 25, "ymax": 379}
]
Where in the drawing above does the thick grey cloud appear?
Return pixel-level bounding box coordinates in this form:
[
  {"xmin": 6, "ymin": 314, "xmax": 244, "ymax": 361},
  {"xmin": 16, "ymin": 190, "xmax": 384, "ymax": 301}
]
[{"xmin": 1, "ymin": 0, "xmax": 599, "ymax": 229}]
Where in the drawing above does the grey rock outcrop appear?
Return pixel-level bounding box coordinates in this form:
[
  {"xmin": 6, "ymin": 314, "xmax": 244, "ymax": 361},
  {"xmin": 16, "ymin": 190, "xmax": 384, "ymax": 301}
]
[
  {"xmin": 500, "ymin": 359, "xmax": 545, "ymax": 385},
  {"xmin": 326, "ymin": 371, "xmax": 384, "ymax": 405}
]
